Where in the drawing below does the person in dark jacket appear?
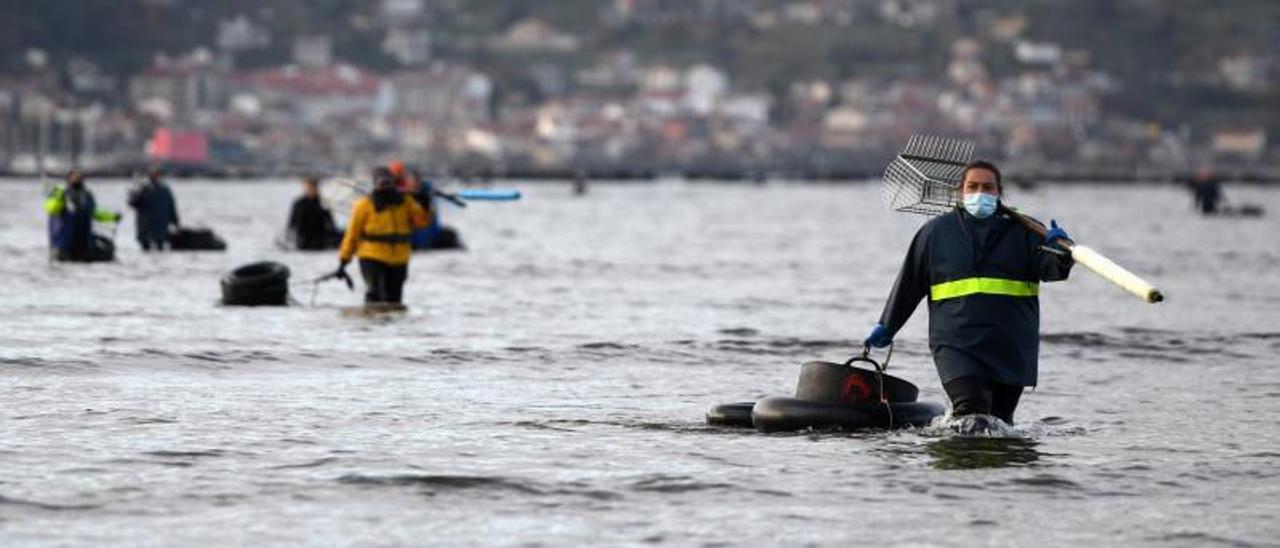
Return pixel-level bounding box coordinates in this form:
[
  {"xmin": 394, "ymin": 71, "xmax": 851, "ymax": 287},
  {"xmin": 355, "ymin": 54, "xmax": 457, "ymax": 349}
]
[
  {"xmin": 864, "ymin": 160, "xmax": 1075, "ymax": 424},
  {"xmin": 1188, "ymin": 167, "xmax": 1223, "ymax": 215},
  {"xmin": 402, "ymin": 169, "xmax": 443, "ymax": 249},
  {"xmin": 287, "ymin": 176, "xmax": 340, "ymax": 250},
  {"xmin": 127, "ymin": 166, "xmax": 180, "ymax": 251},
  {"xmin": 44, "ymin": 170, "xmax": 122, "ymax": 261}
]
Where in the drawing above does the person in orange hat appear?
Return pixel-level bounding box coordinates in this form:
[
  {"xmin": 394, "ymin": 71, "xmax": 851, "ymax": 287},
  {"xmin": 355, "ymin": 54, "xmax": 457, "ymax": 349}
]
[{"xmin": 388, "ymin": 160, "xmax": 408, "ymax": 190}]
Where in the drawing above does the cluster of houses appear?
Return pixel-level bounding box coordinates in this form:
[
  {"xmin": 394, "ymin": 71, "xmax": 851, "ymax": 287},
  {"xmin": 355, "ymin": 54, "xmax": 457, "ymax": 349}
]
[{"xmin": 0, "ymin": 0, "xmax": 1273, "ymax": 179}]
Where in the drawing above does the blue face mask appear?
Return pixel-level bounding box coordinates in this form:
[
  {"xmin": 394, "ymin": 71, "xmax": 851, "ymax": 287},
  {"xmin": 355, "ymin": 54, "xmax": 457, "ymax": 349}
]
[{"xmin": 963, "ymin": 192, "xmax": 998, "ymax": 219}]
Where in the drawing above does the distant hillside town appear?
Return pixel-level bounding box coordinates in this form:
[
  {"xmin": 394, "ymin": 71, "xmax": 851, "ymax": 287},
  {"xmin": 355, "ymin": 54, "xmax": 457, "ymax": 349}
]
[{"xmin": 1, "ymin": 0, "xmax": 1276, "ymax": 180}]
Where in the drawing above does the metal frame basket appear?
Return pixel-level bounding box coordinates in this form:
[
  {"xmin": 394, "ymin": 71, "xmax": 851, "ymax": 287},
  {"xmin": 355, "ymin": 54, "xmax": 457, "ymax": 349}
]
[{"xmin": 882, "ymin": 134, "xmax": 975, "ymax": 216}]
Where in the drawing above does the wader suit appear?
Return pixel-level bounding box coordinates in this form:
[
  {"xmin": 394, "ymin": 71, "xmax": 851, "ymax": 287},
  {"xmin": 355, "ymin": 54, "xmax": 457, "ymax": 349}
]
[
  {"xmin": 128, "ymin": 180, "xmax": 179, "ymax": 250},
  {"xmin": 876, "ymin": 207, "xmax": 1074, "ymax": 422}
]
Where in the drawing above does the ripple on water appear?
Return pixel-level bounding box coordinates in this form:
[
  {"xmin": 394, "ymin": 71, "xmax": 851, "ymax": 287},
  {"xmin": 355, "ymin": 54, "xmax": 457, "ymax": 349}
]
[
  {"xmin": 334, "ymin": 473, "xmax": 607, "ymax": 501},
  {"xmin": 0, "ymin": 495, "xmax": 101, "ymax": 512},
  {"xmin": 338, "ymin": 473, "xmax": 543, "ymax": 493},
  {"xmin": 142, "ymin": 450, "xmax": 228, "ymax": 459},
  {"xmin": 504, "ymin": 418, "xmax": 724, "ymax": 436},
  {"xmin": 1003, "ymin": 474, "xmax": 1081, "ymax": 490},
  {"xmin": 399, "ymin": 349, "xmax": 499, "ymax": 365},
  {"xmin": 628, "ymin": 474, "xmax": 737, "ymax": 494},
  {"xmin": 122, "ymin": 416, "xmax": 179, "ymax": 425},
  {"xmin": 1148, "ymin": 531, "xmax": 1257, "ymax": 548},
  {"xmin": 269, "ymin": 457, "xmax": 340, "ymax": 469},
  {"xmin": 1042, "ymin": 329, "xmax": 1265, "ymax": 361},
  {"xmin": 180, "ymin": 350, "xmax": 283, "ymax": 364},
  {"xmin": 0, "ymin": 357, "xmax": 96, "ymax": 370},
  {"xmin": 707, "ymin": 337, "xmax": 849, "ymax": 356}
]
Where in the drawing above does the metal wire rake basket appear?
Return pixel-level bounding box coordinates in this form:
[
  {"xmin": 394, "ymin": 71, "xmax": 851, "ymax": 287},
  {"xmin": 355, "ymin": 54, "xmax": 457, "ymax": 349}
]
[{"xmin": 882, "ymin": 134, "xmax": 976, "ymax": 215}]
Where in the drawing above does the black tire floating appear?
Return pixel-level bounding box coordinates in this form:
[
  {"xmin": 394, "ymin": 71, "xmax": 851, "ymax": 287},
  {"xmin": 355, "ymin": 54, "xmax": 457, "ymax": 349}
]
[
  {"xmin": 221, "ymin": 261, "xmax": 290, "ymax": 306},
  {"xmin": 750, "ymin": 397, "xmax": 945, "ymax": 432},
  {"xmin": 171, "ymin": 227, "xmax": 227, "ymax": 251},
  {"xmin": 705, "ymin": 402, "xmax": 755, "ymax": 428},
  {"xmin": 56, "ymin": 234, "xmax": 116, "ymax": 263},
  {"xmin": 706, "ymin": 358, "xmax": 946, "ymax": 432}
]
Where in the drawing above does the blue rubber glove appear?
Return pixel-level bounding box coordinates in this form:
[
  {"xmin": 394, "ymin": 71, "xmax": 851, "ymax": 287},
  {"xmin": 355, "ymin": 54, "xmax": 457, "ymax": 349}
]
[
  {"xmin": 1044, "ymin": 219, "xmax": 1071, "ymax": 245},
  {"xmin": 864, "ymin": 323, "xmax": 893, "ymax": 348}
]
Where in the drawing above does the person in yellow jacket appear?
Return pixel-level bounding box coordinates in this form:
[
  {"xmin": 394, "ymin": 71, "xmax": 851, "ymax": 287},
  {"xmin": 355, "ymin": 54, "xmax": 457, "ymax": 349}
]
[
  {"xmin": 336, "ymin": 167, "xmax": 430, "ymax": 304},
  {"xmin": 45, "ymin": 170, "xmax": 123, "ymax": 261}
]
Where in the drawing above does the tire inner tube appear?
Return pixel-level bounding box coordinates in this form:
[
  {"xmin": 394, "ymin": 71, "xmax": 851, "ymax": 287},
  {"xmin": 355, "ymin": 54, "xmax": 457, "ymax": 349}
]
[
  {"xmin": 56, "ymin": 234, "xmax": 115, "ymax": 263},
  {"xmin": 171, "ymin": 227, "xmax": 227, "ymax": 251},
  {"xmin": 751, "ymin": 396, "xmax": 945, "ymax": 432},
  {"xmin": 705, "ymin": 402, "xmax": 755, "ymax": 428},
  {"xmin": 221, "ymin": 261, "xmax": 290, "ymax": 306}
]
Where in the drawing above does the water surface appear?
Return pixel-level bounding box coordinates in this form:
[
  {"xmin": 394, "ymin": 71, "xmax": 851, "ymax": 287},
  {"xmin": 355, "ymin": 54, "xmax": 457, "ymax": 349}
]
[{"xmin": 2, "ymin": 179, "xmax": 1278, "ymax": 546}]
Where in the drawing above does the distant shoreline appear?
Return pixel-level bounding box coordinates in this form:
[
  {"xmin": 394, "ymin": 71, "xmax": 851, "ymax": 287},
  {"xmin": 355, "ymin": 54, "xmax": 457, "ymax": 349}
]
[{"xmin": 4, "ymin": 166, "xmax": 1278, "ymax": 184}]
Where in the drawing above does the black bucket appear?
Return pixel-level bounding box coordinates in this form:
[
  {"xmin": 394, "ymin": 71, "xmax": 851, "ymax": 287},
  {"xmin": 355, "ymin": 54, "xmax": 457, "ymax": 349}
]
[{"xmin": 795, "ymin": 360, "xmax": 919, "ymax": 404}]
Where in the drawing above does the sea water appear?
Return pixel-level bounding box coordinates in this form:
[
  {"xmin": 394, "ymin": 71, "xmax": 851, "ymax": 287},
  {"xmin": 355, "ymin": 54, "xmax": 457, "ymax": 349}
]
[{"xmin": 2, "ymin": 179, "xmax": 1278, "ymax": 546}]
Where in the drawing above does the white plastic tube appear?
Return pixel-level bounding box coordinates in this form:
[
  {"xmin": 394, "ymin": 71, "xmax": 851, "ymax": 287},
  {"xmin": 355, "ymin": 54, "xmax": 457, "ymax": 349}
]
[{"xmin": 1068, "ymin": 244, "xmax": 1164, "ymax": 303}]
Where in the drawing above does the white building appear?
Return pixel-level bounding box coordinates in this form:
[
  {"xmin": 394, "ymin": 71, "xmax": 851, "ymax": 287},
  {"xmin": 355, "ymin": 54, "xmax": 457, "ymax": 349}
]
[{"xmin": 683, "ymin": 64, "xmax": 728, "ymax": 115}]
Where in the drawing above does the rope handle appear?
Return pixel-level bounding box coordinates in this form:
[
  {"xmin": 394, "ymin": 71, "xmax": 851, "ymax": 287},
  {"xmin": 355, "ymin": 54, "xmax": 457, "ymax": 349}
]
[
  {"xmin": 846, "ymin": 343, "xmax": 895, "ymax": 428},
  {"xmin": 846, "ymin": 342, "xmax": 893, "ymax": 373}
]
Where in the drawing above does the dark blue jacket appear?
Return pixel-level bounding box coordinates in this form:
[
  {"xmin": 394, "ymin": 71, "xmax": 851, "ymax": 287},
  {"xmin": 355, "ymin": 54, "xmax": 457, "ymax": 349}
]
[
  {"xmin": 877, "ymin": 208, "xmax": 1074, "ymax": 386},
  {"xmin": 408, "ymin": 184, "xmax": 442, "ymax": 246},
  {"xmin": 46, "ymin": 185, "xmax": 114, "ymax": 253},
  {"xmin": 128, "ymin": 180, "xmax": 179, "ymax": 242}
]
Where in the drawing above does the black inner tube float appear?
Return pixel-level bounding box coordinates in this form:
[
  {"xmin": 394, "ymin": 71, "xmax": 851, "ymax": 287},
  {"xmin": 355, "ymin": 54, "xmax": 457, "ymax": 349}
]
[
  {"xmin": 221, "ymin": 261, "xmax": 290, "ymax": 306},
  {"xmin": 707, "ymin": 355, "xmax": 945, "ymax": 432},
  {"xmin": 171, "ymin": 227, "xmax": 227, "ymax": 251},
  {"xmin": 56, "ymin": 233, "xmax": 116, "ymax": 263}
]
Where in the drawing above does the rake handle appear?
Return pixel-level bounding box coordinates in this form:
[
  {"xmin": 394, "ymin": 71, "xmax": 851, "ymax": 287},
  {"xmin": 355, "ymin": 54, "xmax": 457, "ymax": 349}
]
[{"xmin": 1000, "ymin": 207, "xmax": 1164, "ymax": 303}]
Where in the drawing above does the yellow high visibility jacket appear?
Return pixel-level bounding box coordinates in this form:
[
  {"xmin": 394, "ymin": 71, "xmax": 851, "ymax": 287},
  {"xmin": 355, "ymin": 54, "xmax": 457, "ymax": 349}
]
[{"xmin": 338, "ymin": 194, "xmax": 429, "ymax": 265}]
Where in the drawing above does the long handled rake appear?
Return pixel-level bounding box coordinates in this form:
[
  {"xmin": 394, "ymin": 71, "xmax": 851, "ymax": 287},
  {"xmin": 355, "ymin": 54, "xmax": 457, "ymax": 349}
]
[{"xmin": 883, "ymin": 134, "xmax": 1164, "ymax": 303}]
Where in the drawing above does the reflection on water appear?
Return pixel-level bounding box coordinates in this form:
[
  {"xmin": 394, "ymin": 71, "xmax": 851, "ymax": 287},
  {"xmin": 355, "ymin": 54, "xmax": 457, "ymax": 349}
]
[{"xmin": 926, "ymin": 437, "xmax": 1044, "ymax": 470}]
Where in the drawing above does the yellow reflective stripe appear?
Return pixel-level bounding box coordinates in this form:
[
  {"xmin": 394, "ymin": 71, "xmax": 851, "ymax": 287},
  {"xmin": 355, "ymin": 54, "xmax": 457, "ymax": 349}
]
[{"xmin": 930, "ymin": 277, "xmax": 1039, "ymax": 301}]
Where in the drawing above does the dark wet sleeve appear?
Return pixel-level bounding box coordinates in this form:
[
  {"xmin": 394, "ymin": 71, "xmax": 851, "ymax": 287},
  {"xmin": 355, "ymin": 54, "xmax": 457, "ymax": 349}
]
[
  {"xmin": 323, "ymin": 208, "xmax": 337, "ymax": 233},
  {"xmin": 1034, "ymin": 233, "xmax": 1074, "ymax": 282},
  {"xmin": 167, "ymin": 188, "xmax": 180, "ymax": 226},
  {"xmin": 287, "ymin": 200, "xmax": 302, "ymax": 230},
  {"xmin": 877, "ymin": 228, "xmax": 930, "ymax": 336}
]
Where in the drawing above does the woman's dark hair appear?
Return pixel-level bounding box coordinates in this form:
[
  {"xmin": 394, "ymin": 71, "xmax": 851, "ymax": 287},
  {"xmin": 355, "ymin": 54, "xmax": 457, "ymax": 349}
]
[
  {"xmin": 961, "ymin": 160, "xmax": 1002, "ymax": 193},
  {"xmin": 371, "ymin": 166, "xmax": 395, "ymax": 187},
  {"xmin": 962, "ymin": 159, "xmax": 998, "ymax": 195}
]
